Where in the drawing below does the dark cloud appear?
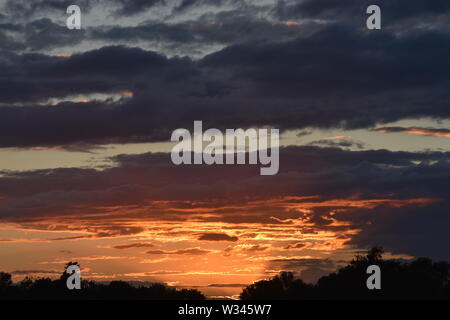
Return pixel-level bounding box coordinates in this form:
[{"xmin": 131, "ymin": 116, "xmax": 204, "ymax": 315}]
[
  {"xmin": 268, "ymin": 258, "xmax": 339, "ymax": 284},
  {"xmin": 90, "ymin": 23, "xmax": 196, "ymax": 44},
  {"xmin": 0, "ymin": 146, "xmax": 448, "ymax": 260},
  {"xmin": 308, "ymin": 138, "xmax": 365, "ymax": 149},
  {"xmin": 0, "ymin": 19, "xmax": 85, "ymax": 51},
  {"xmin": 111, "ymin": 0, "xmax": 165, "ymax": 16},
  {"xmin": 24, "ymin": 18, "xmax": 85, "ymax": 50},
  {"xmin": 296, "ymin": 130, "xmax": 312, "ymax": 137},
  {"xmin": 198, "ymin": 233, "xmax": 238, "ymax": 242},
  {"xmin": 223, "ymin": 244, "xmax": 270, "ymax": 255},
  {"xmin": 113, "ymin": 242, "xmax": 154, "ymax": 249},
  {"xmin": 1, "ymin": 0, "xmax": 163, "ymax": 20},
  {"xmin": 48, "ymin": 226, "xmax": 145, "ymax": 240},
  {"xmin": 284, "ymin": 242, "xmax": 306, "ymax": 250},
  {"xmin": 0, "ymin": 0, "xmax": 449, "ymax": 266},
  {"xmin": 3, "ymin": 0, "xmax": 450, "ymax": 55},
  {"xmin": 172, "ymin": 0, "xmax": 224, "ymax": 14},
  {"xmin": 146, "ymin": 248, "xmax": 211, "ymax": 255},
  {"xmin": 0, "ymin": 147, "xmax": 448, "ymax": 214},
  {"xmin": 0, "ymin": 2, "xmax": 448, "ymax": 149},
  {"xmin": 1, "ymin": 23, "xmax": 450, "ymax": 148},
  {"xmin": 2, "ymin": 0, "xmax": 95, "ymax": 20},
  {"xmin": 242, "ymin": 245, "xmax": 269, "ymax": 252},
  {"xmin": 0, "ymin": 2, "xmax": 317, "ymax": 56},
  {"xmin": 89, "ymin": 16, "xmax": 310, "ymax": 48},
  {"xmin": 51, "ymin": 235, "xmax": 92, "ymax": 241},
  {"xmin": 345, "ymin": 201, "xmax": 450, "ymax": 261},
  {"xmin": 276, "ymin": 0, "xmax": 450, "ymax": 30},
  {"xmin": 92, "ymin": 226, "xmax": 146, "ymax": 237}
]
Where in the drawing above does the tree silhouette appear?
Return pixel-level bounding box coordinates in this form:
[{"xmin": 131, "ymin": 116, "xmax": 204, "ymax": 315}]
[
  {"xmin": 0, "ymin": 272, "xmax": 12, "ymax": 289},
  {"xmin": 0, "ymin": 262, "xmax": 205, "ymax": 300},
  {"xmin": 241, "ymin": 247, "xmax": 450, "ymax": 300},
  {"xmin": 60, "ymin": 261, "xmax": 80, "ymax": 283},
  {"xmin": 241, "ymin": 271, "xmax": 315, "ymax": 300},
  {"xmin": 2, "ymin": 248, "xmax": 450, "ymax": 300}
]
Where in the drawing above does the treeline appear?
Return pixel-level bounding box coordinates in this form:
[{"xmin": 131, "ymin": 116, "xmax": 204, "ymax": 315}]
[
  {"xmin": 241, "ymin": 247, "xmax": 450, "ymax": 300},
  {"xmin": 0, "ymin": 263, "xmax": 204, "ymax": 300},
  {"xmin": 1, "ymin": 248, "xmax": 449, "ymax": 300}
]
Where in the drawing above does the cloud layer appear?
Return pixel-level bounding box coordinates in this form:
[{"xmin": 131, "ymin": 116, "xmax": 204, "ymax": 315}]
[{"xmin": 0, "ymin": 0, "xmax": 449, "ymax": 292}]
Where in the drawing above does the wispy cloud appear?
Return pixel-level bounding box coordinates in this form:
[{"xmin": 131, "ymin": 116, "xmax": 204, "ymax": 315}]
[
  {"xmin": 113, "ymin": 242, "xmax": 154, "ymax": 249},
  {"xmin": 375, "ymin": 126, "xmax": 450, "ymax": 138},
  {"xmin": 146, "ymin": 248, "xmax": 213, "ymax": 255}
]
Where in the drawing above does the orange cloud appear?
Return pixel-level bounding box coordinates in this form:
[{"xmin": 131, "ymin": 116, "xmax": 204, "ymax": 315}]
[
  {"xmin": 375, "ymin": 126, "xmax": 450, "ymax": 138},
  {"xmin": 121, "ymin": 90, "xmax": 134, "ymax": 98},
  {"xmin": 55, "ymin": 54, "xmax": 72, "ymax": 59},
  {"xmin": 281, "ymin": 21, "xmax": 300, "ymax": 27}
]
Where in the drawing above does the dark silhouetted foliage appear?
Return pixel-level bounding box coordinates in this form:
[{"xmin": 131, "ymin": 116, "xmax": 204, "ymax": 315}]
[
  {"xmin": 3, "ymin": 247, "xmax": 450, "ymax": 300},
  {"xmin": 241, "ymin": 247, "xmax": 450, "ymax": 300},
  {"xmin": 0, "ymin": 262, "xmax": 205, "ymax": 300},
  {"xmin": 240, "ymin": 271, "xmax": 315, "ymax": 300}
]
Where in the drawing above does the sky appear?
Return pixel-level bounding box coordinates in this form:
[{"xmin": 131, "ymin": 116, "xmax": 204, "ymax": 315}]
[{"xmin": 0, "ymin": 0, "xmax": 449, "ymax": 298}]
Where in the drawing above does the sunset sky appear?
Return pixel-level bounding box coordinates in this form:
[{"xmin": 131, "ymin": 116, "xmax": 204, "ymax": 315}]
[{"xmin": 0, "ymin": 0, "xmax": 449, "ymax": 298}]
